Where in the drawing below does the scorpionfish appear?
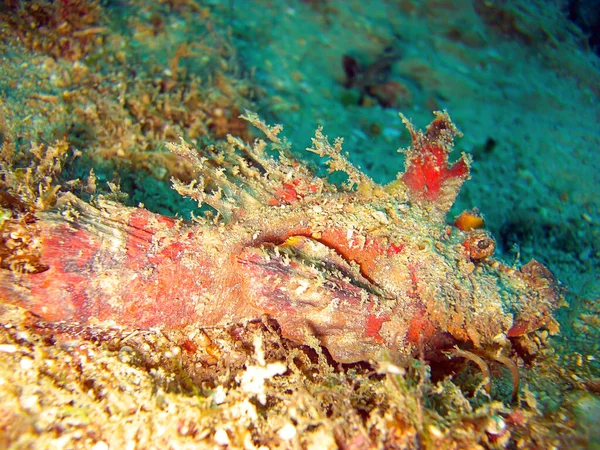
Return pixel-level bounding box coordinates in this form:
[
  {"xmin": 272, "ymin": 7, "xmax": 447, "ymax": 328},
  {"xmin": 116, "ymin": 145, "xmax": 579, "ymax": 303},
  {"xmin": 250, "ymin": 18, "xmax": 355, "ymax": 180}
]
[{"xmin": 0, "ymin": 111, "xmax": 561, "ymax": 363}]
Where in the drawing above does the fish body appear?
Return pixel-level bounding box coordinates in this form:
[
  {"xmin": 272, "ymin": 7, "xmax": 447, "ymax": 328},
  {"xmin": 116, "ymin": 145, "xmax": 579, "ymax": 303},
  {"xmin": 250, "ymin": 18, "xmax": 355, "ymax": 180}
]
[{"xmin": 0, "ymin": 112, "xmax": 561, "ymax": 363}]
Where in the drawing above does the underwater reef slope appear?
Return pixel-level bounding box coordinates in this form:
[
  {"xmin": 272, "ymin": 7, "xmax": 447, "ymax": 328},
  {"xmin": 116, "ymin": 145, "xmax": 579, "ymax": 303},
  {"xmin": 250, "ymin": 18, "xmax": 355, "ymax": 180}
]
[{"xmin": 0, "ymin": 0, "xmax": 599, "ymax": 448}]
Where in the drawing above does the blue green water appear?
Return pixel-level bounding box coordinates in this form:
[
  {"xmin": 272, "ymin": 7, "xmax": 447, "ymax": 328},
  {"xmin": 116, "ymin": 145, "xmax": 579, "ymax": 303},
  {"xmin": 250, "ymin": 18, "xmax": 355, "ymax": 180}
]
[{"xmin": 1, "ymin": 0, "xmax": 599, "ymax": 445}]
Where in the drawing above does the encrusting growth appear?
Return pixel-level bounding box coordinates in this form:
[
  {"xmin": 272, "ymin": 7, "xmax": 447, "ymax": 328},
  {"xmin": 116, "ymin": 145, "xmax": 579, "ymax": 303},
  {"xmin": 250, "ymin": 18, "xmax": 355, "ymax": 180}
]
[{"xmin": 0, "ymin": 111, "xmax": 560, "ymax": 364}]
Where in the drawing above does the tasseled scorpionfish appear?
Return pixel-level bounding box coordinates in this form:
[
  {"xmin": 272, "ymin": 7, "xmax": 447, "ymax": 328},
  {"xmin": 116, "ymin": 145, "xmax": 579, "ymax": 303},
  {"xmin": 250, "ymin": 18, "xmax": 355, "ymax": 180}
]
[{"xmin": 0, "ymin": 111, "xmax": 561, "ymax": 363}]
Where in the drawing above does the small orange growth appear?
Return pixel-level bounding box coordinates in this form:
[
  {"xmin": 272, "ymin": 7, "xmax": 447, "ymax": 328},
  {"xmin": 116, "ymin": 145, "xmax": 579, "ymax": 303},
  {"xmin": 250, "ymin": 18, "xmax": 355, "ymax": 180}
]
[
  {"xmin": 365, "ymin": 313, "xmax": 389, "ymax": 343},
  {"xmin": 454, "ymin": 209, "xmax": 485, "ymax": 231},
  {"xmin": 179, "ymin": 339, "xmax": 198, "ymax": 354},
  {"xmin": 270, "ymin": 179, "xmax": 319, "ymax": 205},
  {"xmin": 506, "ymin": 320, "xmax": 533, "ymax": 337},
  {"xmin": 274, "ymin": 183, "xmax": 301, "ymax": 204},
  {"xmin": 406, "ymin": 311, "xmax": 437, "ymax": 344},
  {"xmin": 387, "ymin": 243, "xmax": 404, "ymax": 255}
]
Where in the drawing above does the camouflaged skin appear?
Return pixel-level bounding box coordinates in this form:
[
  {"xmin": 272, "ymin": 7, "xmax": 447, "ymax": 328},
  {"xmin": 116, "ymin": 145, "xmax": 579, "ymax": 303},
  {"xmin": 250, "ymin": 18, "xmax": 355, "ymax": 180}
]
[{"xmin": 0, "ymin": 112, "xmax": 561, "ymax": 363}]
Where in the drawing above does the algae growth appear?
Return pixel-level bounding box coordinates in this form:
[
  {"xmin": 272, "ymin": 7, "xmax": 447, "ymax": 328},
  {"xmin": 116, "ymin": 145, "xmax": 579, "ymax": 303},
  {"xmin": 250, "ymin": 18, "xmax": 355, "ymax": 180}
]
[{"xmin": 0, "ymin": 0, "xmax": 599, "ymax": 448}]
